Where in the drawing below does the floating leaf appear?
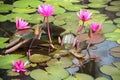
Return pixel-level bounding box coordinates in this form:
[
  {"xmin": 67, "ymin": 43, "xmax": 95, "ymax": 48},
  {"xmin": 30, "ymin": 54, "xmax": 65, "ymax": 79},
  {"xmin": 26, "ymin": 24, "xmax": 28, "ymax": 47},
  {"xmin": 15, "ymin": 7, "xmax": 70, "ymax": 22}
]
[
  {"xmin": 87, "ymin": 33, "xmax": 105, "ymax": 44},
  {"xmin": 89, "ymin": 0, "xmax": 111, "ymax": 4},
  {"xmin": 116, "ymin": 12, "xmax": 120, "ymax": 16},
  {"xmin": 105, "ymin": 6, "xmax": 120, "ymax": 12},
  {"xmin": 54, "ymin": 6, "xmax": 66, "ymax": 14},
  {"xmin": 113, "ymin": 18, "xmax": 120, "ymax": 24},
  {"xmin": 0, "ymin": 54, "xmax": 28, "ymax": 69},
  {"xmin": 113, "ymin": 62, "xmax": 120, "ymax": 70},
  {"xmin": 95, "ymin": 77, "xmax": 109, "ymax": 80},
  {"xmin": 0, "ymin": 78, "xmax": 2, "ymax": 80},
  {"xmin": 46, "ymin": 66, "xmax": 69, "ymax": 79},
  {"xmin": 110, "ymin": 1, "xmax": 120, "ymax": 6},
  {"xmin": 30, "ymin": 66, "xmax": 69, "ymax": 80},
  {"xmin": 0, "ymin": 15, "xmax": 7, "ymax": 22},
  {"xmin": 88, "ymin": 3, "xmax": 107, "ymax": 8},
  {"xmin": 12, "ymin": 8, "xmax": 36, "ymax": 13},
  {"xmin": 7, "ymin": 13, "xmax": 31, "ymax": 22},
  {"xmin": 13, "ymin": 0, "xmax": 42, "ymax": 8},
  {"xmin": 7, "ymin": 70, "xmax": 19, "ymax": 76},
  {"xmin": 102, "ymin": 23, "xmax": 116, "ymax": 33},
  {"xmin": 0, "ymin": 4, "xmax": 13, "ymax": 13},
  {"xmin": 75, "ymin": 73, "xmax": 94, "ymax": 80},
  {"xmin": 30, "ymin": 54, "xmax": 51, "ymax": 63},
  {"xmin": 63, "ymin": 76, "xmax": 77, "ymax": 80},
  {"xmin": 47, "ymin": 57, "xmax": 72, "ymax": 68},
  {"xmin": 110, "ymin": 46, "xmax": 120, "ymax": 58},
  {"xmin": 0, "ymin": 37, "xmax": 9, "ymax": 48},
  {"xmin": 100, "ymin": 65, "xmax": 120, "ymax": 80}
]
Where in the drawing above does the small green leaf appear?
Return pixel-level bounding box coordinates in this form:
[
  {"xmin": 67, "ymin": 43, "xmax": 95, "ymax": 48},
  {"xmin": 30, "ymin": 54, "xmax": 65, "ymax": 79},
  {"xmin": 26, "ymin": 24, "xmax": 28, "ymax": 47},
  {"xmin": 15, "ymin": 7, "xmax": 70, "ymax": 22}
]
[{"xmin": 0, "ymin": 37, "xmax": 9, "ymax": 48}]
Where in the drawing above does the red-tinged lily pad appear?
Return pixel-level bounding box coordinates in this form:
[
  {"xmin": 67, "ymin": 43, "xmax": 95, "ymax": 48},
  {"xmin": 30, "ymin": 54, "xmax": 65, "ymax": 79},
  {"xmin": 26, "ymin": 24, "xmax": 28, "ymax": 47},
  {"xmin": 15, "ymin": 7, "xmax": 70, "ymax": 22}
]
[
  {"xmin": 76, "ymin": 33, "xmax": 89, "ymax": 42},
  {"xmin": 110, "ymin": 46, "xmax": 120, "ymax": 58},
  {"xmin": 7, "ymin": 70, "xmax": 19, "ymax": 76},
  {"xmin": 87, "ymin": 33, "xmax": 105, "ymax": 44}
]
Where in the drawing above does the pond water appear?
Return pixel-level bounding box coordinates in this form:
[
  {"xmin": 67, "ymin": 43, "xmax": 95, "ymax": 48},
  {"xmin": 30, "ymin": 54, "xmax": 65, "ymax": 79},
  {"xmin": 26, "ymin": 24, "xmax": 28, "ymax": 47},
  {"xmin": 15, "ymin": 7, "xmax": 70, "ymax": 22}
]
[{"xmin": 0, "ymin": 0, "xmax": 120, "ymax": 80}]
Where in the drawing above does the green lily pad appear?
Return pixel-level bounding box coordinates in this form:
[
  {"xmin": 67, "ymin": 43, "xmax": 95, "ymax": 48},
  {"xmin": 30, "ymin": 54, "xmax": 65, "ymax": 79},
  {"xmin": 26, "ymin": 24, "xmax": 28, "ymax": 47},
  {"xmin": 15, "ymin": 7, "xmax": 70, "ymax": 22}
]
[
  {"xmin": 54, "ymin": 19, "xmax": 66, "ymax": 26},
  {"xmin": 100, "ymin": 65, "xmax": 120, "ymax": 80},
  {"xmin": 7, "ymin": 70, "xmax": 19, "ymax": 76},
  {"xmin": 113, "ymin": 62, "xmax": 120, "ymax": 70},
  {"xmin": 12, "ymin": 8, "xmax": 36, "ymax": 13},
  {"xmin": 0, "ymin": 78, "xmax": 2, "ymax": 80},
  {"xmin": 54, "ymin": 6, "xmax": 66, "ymax": 14},
  {"xmin": 0, "ymin": 4, "xmax": 13, "ymax": 13},
  {"xmin": 88, "ymin": 3, "xmax": 107, "ymax": 8},
  {"xmin": 0, "ymin": 37, "xmax": 9, "ymax": 48},
  {"xmin": 110, "ymin": 1, "xmax": 120, "ymax": 6},
  {"xmin": 30, "ymin": 54, "xmax": 51, "ymax": 63},
  {"xmin": 105, "ymin": 6, "xmax": 120, "ymax": 12},
  {"xmin": 64, "ymin": 76, "xmax": 77, "ymax": 80},
  {"xmin": 0, "ymin": 54, "xmax": 28, "ymax": 69},
  {"xmin": 104, "ymin": 28, "xmax": 120, "ymax": 42},
  {"xmin": 102, "ymin": 23, "xmax": 116, "ymax": 33},
  {"xmin": 0, "ymin": 15, "xmax": 7, "ymax": 22},
  {"xmin": 30, "ymin": 66, "xmax": 69, "ymax": 80},
  {"xmin": 110, "ymin": 46, "xmax": 120, "ymax": 58},
  {"xmin": 28, "ymin": 13, "xmax": 43, "ymax": 24},
  {"xmin": 95, "ymin": 77, "xmax": 109, "ymax": 80},
  {"xmin": 7, "ymin": 13, "xmax": 31, "ymax": 22},
  {"xmin": 89, "ymin": 0, "xmax": 111, "ymax": 4},
  {"xmin": 47, "ymin": 57, "xmax": 72, "ymax": 68},
  {"xmin": 75, "ymin": 73, "xmax": 94, "ymax": 80},
  {"xmin": 113, "ymin": 18, "xmax": 120, "ymax": 24},
  {"xmin": 13, "ymin": 0, "xmax": 42, "ymax": 8},
  {"xmin": 116, "ymin": 12, "xmax": 120, "ymax": 16}
]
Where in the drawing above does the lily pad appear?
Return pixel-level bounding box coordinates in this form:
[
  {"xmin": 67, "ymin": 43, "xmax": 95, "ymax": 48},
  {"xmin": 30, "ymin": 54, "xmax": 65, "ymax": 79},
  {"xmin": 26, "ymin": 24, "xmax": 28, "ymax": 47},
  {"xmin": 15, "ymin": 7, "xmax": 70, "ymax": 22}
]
[
  {"xmin": 116, "ymin": 12, "xmax": 120, "ymax": 16},
  {"xmin": 0, "ymin": 15, "xmax": 7, "ymax": 22},
  {"xmin": 7, "ymin": 13, "xmax": 31, "ymax": 22},
  {"xmin": 0, "ymin": 78, "xmax": 2, "ymax": 80},
  {"xmin": 105, "ymin": 6, "xmax": 120, "ymax": 12},
  {"xmin": 64, "ymin": 76, "xmax": 77, "ymax": 80},
  {"xmin": 110, "ymin": 46, "xmax": 120, "ymax": 58},
  {"xmin": 12, "ymin": 8, "xmax": 36, "ymax": 13},
  {"xmin": 0, "ymin": 37, "xmax": 9, "ymax": 48},
  {"xmin": 28, "ymin": 13, "xmax": 43, "ymax": 24},
  {"xmin": 0, "ymin": 4, "xmax": 13, "ymax": 13},
  {"xmin": 7, "ymin": 70, "xmax": 19, "ymax": 76},
  {"xmin": 0, "ymin": 54, "xmax": 28, "ymax": 69},
  {"xmin": 75, "ymin": 73, "xmax": 94, "ymax": 80},
  {"xmin": 13, "ymin": 0, "xmax": 42, "ymax": 8},
  {"xmin": 30, "ymin": 66, "xmax": 69, "ymax": 80},
  {"xmin": 113, "ymin": 18, "xmax": 120, "ymax": 24},
  {"xmin": 110, "ymin": 1, "xmax": 120, "ymax": 6},
  {"xmin": 113, "ymin": 62, "xmax": 120, "ymax": 70},
  {"xmin": 104, "ymin": 29, "xmax": 120, "ymax": 43},
  {"xmin": 88, "ymin": 3, "xmax": 107, "ymax": 8},
  {"xmin": 102, "ymin": 23, "xmax": 116, "ymax": 33},
  {"xmin": 100, "ymin": 65, "xmax": 120, "ymax": 80},
  {"xmin": 47, "ymin": 57, "xmax": 72, "ymax": 68},
  {"xmin": 30, "ymin": 54, "xmax": 51, "ymax": 63},
  {"xmin": 89, "ymin": 0, "xmax": 111, "ymax": 4},
  {"xmin": 95, "ymin": 77, "xmax": 108, "ymax": 80},
  {"xmin": 54, "ymin": 6, "xmax": 66, "ymax": 14}
]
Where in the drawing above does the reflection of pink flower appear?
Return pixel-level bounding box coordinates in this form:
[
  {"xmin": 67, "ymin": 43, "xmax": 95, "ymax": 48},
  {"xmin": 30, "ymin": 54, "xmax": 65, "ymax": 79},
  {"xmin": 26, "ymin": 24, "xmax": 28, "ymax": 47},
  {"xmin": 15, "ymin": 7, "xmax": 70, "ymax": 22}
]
[
  {"xmin": 91, "ymin": 22, "xmax": 102, "ymax": 32},
  {"xmin": 12, "ymin": 60, "xmax": 28, "ymax": 73},
  {"xmin": 16, "ymin": 18, "xmax": 30, "ymax": 30},
  {"xmin": 37, "ymin": 4, "xmax": 54, "ymax": 17},
  {"xmin": 77, "ymin": 9, "xmax": 92, "ymax": 22}
]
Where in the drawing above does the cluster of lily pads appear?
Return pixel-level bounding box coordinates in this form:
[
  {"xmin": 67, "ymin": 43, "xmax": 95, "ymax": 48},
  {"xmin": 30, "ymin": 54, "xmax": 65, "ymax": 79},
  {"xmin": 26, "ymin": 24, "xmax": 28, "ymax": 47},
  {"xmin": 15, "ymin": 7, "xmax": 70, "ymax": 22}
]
[{"xmin": 0, "ymin": 0, "xmax": 120, "ymax": 80}]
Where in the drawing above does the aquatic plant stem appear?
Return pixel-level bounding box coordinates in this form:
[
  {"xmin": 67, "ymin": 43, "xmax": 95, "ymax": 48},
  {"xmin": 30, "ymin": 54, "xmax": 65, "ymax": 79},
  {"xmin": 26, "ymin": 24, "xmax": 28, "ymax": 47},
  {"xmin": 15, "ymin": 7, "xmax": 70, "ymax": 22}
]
[
  {"xmin": 46, "ymin": 17, "xmax": 53, "ymax": 46},
  {"xmin": 86, "ymin": 41, "xmax": 91, "ymax": 58}
]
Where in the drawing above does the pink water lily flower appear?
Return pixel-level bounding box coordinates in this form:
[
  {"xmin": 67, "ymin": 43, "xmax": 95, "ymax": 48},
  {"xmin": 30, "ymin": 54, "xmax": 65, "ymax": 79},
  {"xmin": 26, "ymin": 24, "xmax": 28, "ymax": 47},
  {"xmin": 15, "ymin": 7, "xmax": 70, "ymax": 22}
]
[
  {"xmin": 91, "ymin": 22, "xmax": 102, "ymax": 32},
  {"xmin": 37, "ymin": 4, "xmax": 54, "ymax": 17},
  {"xmin": 16, "ymin": 18, "xmax": 30, "ymax": 30},
  {"xmin": 77, "ymin": 9, "xmax": 92, "ymax": 22},
  {"xmin": 12, "ymin": 60, "xmax": 28, "ymax": 73}
]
